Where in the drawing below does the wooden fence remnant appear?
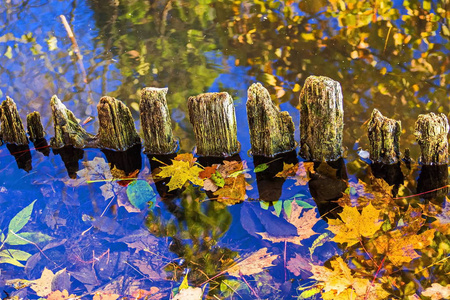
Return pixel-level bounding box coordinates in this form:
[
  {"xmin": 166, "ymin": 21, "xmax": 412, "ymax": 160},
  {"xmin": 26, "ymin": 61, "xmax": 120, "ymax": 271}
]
[
  {"xmin": 50, "ymin": 95, "xmax": 94, "ymax": 148},
  {"xmin": 367, "ymin": 109, "xmax": 401, "ymax": 164},
  {"xmin": 299, "ymin": 76, "xmax": 344, "ymax": 161},
  {"xmin": 140, "ymin": 88, "xmax": 177, "ymax": 154},
  {"xmin": 188, "ymin": 92, "xmax": 239, "ymax": 156},
  {"xmin": 1, "ymin": 97, "xmax": 28, "ymax": 145},
  {"xmin": 27, "ymin": 111, "xmax": 45, "ymax": 142},
  {"xmin": 97, "ymin": 96, "xmax": 141, "ymax": 151},
  {"xmin": 246, "ymin": 83, "xmax": 295, "ymax": 157},
  {"xmin": 414, "ymin": 113, "xmax": 449, "ymax": 165}
]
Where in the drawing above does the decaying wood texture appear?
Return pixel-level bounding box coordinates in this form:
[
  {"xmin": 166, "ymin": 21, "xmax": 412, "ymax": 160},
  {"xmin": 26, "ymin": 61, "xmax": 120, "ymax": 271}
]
[
  {"xmin": 50, "ymin": 95, "xmax": 94, "ymax": 148},
  {"xmin": 97, "ymin": 96, "xmax": 141, "ymax": 151},
  {"xmin": 367, "ymin": 109, "xmax": 401, "ymax": 164},
  {"xmin": 188, "ymin": 92, "xmax": 239, "ymax": 156},
  {"xmin": 1, "ymin": 96, "xmax": 28, "ymax": 145},
  {"xmin": 414, "ymin": 112, "xmax": 449, "ymax": 165},
  {"xmin": 140, "ymin": 87, "xmax": 177, "ymax": 154},
  {"xmin": 299, "ymin": 76, "xmax": 343, "ymax": 161},
  {"xmin": 246, "ymin": 83, "xmax": 295, "ymax": 157},
  {"xmin": 27, "ymin": 111, "xmax": 45, "ymax": 141}
]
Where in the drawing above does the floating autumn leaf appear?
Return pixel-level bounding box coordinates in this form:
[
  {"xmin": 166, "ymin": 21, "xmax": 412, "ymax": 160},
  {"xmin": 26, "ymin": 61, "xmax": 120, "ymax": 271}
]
[
  {"xmin": 373, "ymin": 229, "xmax": 436, "ymax": 266},
  {"xmin": 93, "ymin": 292, "xmax": 120, "ymax": 300},
  {"xmin": 310, "ymin": 256, "xmax": 389, "ymax": 300},
  {"xmin": 173, "ymin": 287, "xmax": 202, "ymax": 300},
  {"xmin": 110, "ymin": 167, "xmax": 139, "ymax": 187},
  {"xmin": 226, "ymin": 248, "xmax": 278, "ymax": 277},
  {"xmin": 328, "ymin": 203, "xmax": 383, "ymax": 247},
  {"xmin": 30, "ymin": 267, "xmax": 55, "ymax": 297},
  {"xmin": 47, "ymin": 290, "xmax": 79, "ymax": 300},
  {"xmin": 198, "ymin": 165, "xmax": 218, "ymax": 179},
  {"xmin": 275, "ymin": 162, "xmax": 298, "ymax": 179},
  {"xmin": 173, "ymin": 153, "xmax": 197, "ymax": 166},
  {"xmin": 421, "ymin": 283, "xmax": 450, "ymax": 300},
  {"xmin": 213, "ymin": 160, "xmax": 251, "ymax": 204},
  {"xmin": 281, "ymin": 161, "xmax": 314, "ymax": 186},
  {"xmin": 257, "ymin": 202, "xmax": 320, "ymax": 245},
  {"xmin": 157, "ymin": 159, "xmax": 204, "ymax": 191},
  {"xmin": 422, "ymin": 197, "xmax": 450, "ymax": 235}
]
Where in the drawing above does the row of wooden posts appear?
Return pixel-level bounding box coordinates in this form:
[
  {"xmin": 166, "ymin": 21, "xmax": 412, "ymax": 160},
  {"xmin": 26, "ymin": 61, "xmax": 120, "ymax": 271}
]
[{"xmin": 0, "ymin": 76, "xmax": 448, "ymax": 165}]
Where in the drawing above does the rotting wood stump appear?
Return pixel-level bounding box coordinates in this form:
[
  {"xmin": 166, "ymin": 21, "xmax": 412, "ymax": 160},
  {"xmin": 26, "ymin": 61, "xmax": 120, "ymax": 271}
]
[
  {"xmin": 50, "ymin": 95, "xmax": 94, "ymax": 148},
  {"xmin": 299, "ymin": 76, "xmax": 343, "ymax": 161},
  {"xmin": 367, "ymin": 109, "xmax": 401, "ymax": 164},
  {"xmin": 188, "ymin": 92, "xmax": 239, "ymax": 157},
  {"xmin": 140, "ymin": 87, "xmax": 177, "ymax": 154},
  {"xmin": 1, "ymin": 96, "xmax": 28, "ymax": 146},
  {"xmin": 27, "ymin": 111, "xmax": 45, "ymax": 142},
  {"xmin": 414, "ymin": 112, "xmax": 449, "ymax": 165},
  {"xmin": 97, "ymin": 96, "xmax": 141, "ymax": 151},
  {"xmin": 246, "ymin": 83, "xmax": 295, "ymax": 157}
]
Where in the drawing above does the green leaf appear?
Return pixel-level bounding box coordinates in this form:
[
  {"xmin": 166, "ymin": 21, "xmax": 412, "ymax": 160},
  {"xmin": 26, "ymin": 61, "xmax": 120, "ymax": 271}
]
[
  {"xmin": 298, "ymin": 287, "xmax": 322, "ymax": 299},
  {"xmin": 211, "ymin": 171, "xmax": 225, "ymax": 188},
  {"xmin": 6, "ymin": 232, "xmax": 53, "ymax": 246},
  {"xmin": 4, "ymin": 46, "xmax": 13, "ymax": 59},
  {"xmin": 273, "ymin": 200, "xmax": 282, "ymax": 217},
  {"xmin": 8, "ymin": 200, "xmax": 37, "ymax": 234},
  {"xmin": 283, "ymin": 200, "xmax": 293, "ymax": 218},
  {"xmin": 0, "ymin": 255, "xmax": 25, "ymax": 267},
  {"xmin": 179, "ymin": 273, "xmax": 189, "ymax": 290},
  {"xmin": 309, "ymin": 232, "xmax": 330, "ymax": 259},
  {"xmin": 295, "ymin": 200, "xmax": 315, "ymax": 209},
  {"xmin": 254, "ymin": 163, "xmax": 269, "ymax": 173},
  {"xmin": 260, "ymin": 201, "xmax": 269, "ymax": 210},
  {"xmin": 0, "ymin": 249, "xmax": 32, "ymax": 267},
  {"xmin": 126, "ymin": 180, "xmax": 156, "ymax": 210}
]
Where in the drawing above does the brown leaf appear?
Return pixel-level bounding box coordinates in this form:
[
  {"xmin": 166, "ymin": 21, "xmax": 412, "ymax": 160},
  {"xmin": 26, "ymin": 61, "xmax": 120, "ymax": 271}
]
[
  {"xmin": 173, "ymin": 153, "xmax": 197, "ymax": 167},
  {"xmin": 275, "ymin": 162, "xmax": 298, "ymax": 179},
  {"xmin": 226, "ymin": 248, "xmax": 278, "ymax": 277},
  {"xmin": 286, "ymin": 254, "xmax": 312, "ymax": 276},
  {"xmin": 199, "ymin": 165, "xmax": 218, "ymax": 179}
]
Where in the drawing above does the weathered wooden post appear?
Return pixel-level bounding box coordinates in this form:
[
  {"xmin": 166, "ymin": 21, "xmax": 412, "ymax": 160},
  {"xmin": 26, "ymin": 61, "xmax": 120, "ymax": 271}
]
[
  {"xmin": 246, "ymin": 83, "xmax": 295, "ymax": 157},
  {"xmin": 1, "ymin": 97, "xmax": 28, "ymax": 145},
  {"xmin": 299, "ymin": 76, "xmax": 344, "ymax": 161},
  {"xmin": 367, "ymin": 109, "xmax": 401, "ymax": 164},
  {"xmin": 50, "ymin": 95, "xmax": 94, "ymax": 148},
  {"xmin": 97, "ymin": 96, "xmax": 141, "ymax": 151},
  {"xmin": 188, "ymin": 92, "xmax": 239, "ymax": 156},
  {"xmin": 140, "ymin": 88, "xmax": 177, "ymax": 154},
  {"xmin": 414, "ymin": 113, "xmax": 448, "ymax": 165},
  {"xmin": 27, "ymin": 112, "xmax": 45, "ymax": 141}
]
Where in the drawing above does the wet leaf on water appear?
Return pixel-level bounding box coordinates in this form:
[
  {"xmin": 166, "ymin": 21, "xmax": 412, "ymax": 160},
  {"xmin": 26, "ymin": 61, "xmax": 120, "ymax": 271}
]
[
  {"xmin": 157, "ymin": 160, "xmax": 203, "ymax": 191},
  {"xmin": 126, "ymin": 180, "xmax": 156, "ymax": 209},
  {"xmin": 226, "ymin": 248, "xmax": 278, "ymax": 277},
  {"xmin": 29, "ymin": 267, "xmax": 55, "ymax": 297},
  {"xmin": 254, "ymin": 163, "xmax": 269, "ymax": 172},
  {"xmin": 0, "ymin": 249, "xmax": 32, "ymax": 267},
  {"xmin": 93, "ymin": 292, "xmax": 120, "ymax": 300},
  {"xmin": 286, "ymin": 253, "xmax": 312, "ymax": 276},
  {"xmin": 47, "ymin": 290, "xmax": 78, "ymax": 300},
  {"xmin": 198, "ymin": 165, "xmax": 217, "ymax": 179},
  {"xmin": 327, "ymin": 203, "xmax": 383, "ymax": 247},
  {"xmin": 275, "ymin": 162, "xmax": 297, "ymax": 179},
  {"xmin": 421, "ymin": 283, "xmax": 450, "ymax": 299},
  {"xmin": 173, "ymin": 287, "xmax": 202, "ymax": 300},
  {"xmin": 6, "ymin": 232, "xmax": 53, "ymax": 246},
  {"xmin": 257, "ymin": 202, "xmax": 320, "ymax": 245},
  {"xmin": 8, "ymin": 199, "xmax": 36, "ymax": 235}
]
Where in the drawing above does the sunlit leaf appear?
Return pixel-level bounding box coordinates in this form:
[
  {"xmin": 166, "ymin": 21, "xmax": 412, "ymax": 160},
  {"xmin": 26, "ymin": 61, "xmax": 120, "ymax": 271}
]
[
  {"xmin": 157, "ymin": 160, "xmax": 204, "ymax": 191},
  {"xmin": 421, "ymin": 283, "xmax": 450, "ymax": 300},
  {"xmin": 254, "ymin": 163, "xmax": 269, "ymax": 172},
  {"xmin": 327, "ymin": 203, "xmax": 383, "ymax": 246},
  {"xmin": 6, "ymin": 232, "xmax": 53, "ymax": 246},
  {"xmin": 30, "ymin": 268, "xmax": 55, "ymax": 297}
]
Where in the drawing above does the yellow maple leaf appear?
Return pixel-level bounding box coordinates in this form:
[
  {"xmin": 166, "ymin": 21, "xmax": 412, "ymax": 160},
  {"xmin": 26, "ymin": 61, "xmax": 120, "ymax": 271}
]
[
  {"xmin": 275, "ymin": 162, "xmax": 298, "ymax": 178},
  {"xmin": 373, "ymin": 229, "xmax": 436, "ymax": 266},
  {"xmin": 30, "ymin": 268, "xmax": 54, "ymax": 297},
  {"xmin": 226, "ymin": 248, "xmax": 278, "ymax": 277},
  {"xmin": 328, "ymin": 203, "xmax": 383, "ymax": 246},
  {"xmin": 257, "ymin": 202, "xmax": 320, "ymax": 245},
  {"xmin": 157, "ymin": 160, "xmax": 204, "ymax": 191}
]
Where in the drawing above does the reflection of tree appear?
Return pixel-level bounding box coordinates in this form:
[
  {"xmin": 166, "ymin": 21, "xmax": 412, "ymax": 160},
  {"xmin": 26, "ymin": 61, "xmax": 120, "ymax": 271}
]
[{"xmin": 145, "ymin": 185, "xmax": 236, "ymax": 294}]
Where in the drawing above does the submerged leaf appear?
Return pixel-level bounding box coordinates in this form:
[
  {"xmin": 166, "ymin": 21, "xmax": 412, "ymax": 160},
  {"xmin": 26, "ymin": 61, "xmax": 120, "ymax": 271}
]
[
  {"xmin": 227, "ymin": 248, "xmax": 278, "ymax": 277},
  {"xmin": 8, "ymin": 199, "xmax": 36, "ymax": 234},
  {"xmin": 126, "ymin": 180, "xmax": 156, "ymax": 209}
]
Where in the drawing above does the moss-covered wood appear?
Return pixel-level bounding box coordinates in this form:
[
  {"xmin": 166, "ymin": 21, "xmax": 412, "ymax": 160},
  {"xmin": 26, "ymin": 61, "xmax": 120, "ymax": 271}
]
[
  {"xmin": 1, "ymin": 96, "xmax": 28, "ymax": 145},
  {"xmin": 299, "ymin": 76, "xmax": 343, "ymax": 161},
  {"xmin": 246, "ymin": 83, "xmax": 295, "ymax": 157},
  {"xmin": 27, "ymin": 111, "xmax": 45, "ymax": 142},
  {"xmin": 140, "ymin": 87, "xmax": 177, "ymax": 154},
  {"xmin": 188, "ymin": 92, "xmax": 239, "ymax": 157},
  {"xmin": 97, "ymin": 96, "xmax": 141, "ymax": 151},
  {"xmin": 367, "ymin": 109, "xmax": 401, "ymax": 164},
  {"xmin": 50, "ymin": 95, "xmax": 94, "ymax": 148},
  {"xmin": 414, "ymin": 112, "xmax": 448, "ymax": 165}
]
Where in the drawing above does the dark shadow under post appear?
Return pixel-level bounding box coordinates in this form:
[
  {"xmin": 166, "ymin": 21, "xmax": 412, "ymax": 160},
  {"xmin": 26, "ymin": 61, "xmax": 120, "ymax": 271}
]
[
  {"xmin": 299, "ymin": 76, "xmax": 343, "ymax": 161},
  {"xmin": 50, "ymin": 95, "xmax": 94, "ymax": 148},
  {"xmin": 102, "ymin": 144, "xmax": 142, "ymax": 175},
  {"xmin": 1, "ymin": 96, "xmax": 28, "ymax": 146},
  {"xmin": 52, "ymin": 146, "xmax": 84, "ymax": 179},
  {"xmin": 417, "ymin": 165, "xmax": 448, "ymax": 201},
  {"xmin": 246, "ymin": 83, "xmax": 295, "ymax": 157},
  {"xmin": 140, "ymin": 88, "xmax": 177, "ymax": 154},
  {"xmin": 6, "ymin": 144, "xmax": 32, "ymax": 172},
  {"xmin": 97, "ymin": 96, "xmax": 141, "ymax": 151},
  {"xmin": 188, "ymin": 92, "xmax": 239, "ymax": 157},
  {"xmin": 368, "ymin": 109, "xmax": 401, "ymax": 164},
  {"xmin": 414, "ymin": 113, "xmax": 449, "ymax": 165}
]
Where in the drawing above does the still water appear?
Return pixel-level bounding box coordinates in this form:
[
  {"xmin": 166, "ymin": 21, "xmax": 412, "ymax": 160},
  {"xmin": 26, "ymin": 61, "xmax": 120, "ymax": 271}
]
[{"xmin": 0, "ymin": 0, "xmax": 449, "ymax": 299}]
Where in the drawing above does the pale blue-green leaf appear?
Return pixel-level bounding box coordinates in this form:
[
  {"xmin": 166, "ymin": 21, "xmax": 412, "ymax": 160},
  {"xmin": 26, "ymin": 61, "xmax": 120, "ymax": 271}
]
[
  {"xmin": 273, "ymin": 200, "xmax": 282, "ymax": 217},
  {"xmin": 6, "ymin": 232, "xmax": 53, "ymax": 246},
  {"xmin": 295, "ymin": 200, "xmax": 315, "ymax": 209},
  {"xmin": 0, "ymin": 255, "xmax": 25, "ymax": 267},
  {"xmin": 126, "ymin": 180, "xmax": 156, "ymax": 210},
  {"xmin": 8, "ymin": 200, "xmax": 37, "ymax": 234},
  {"xmin": 283, "ymin": 200, "xmax": 293, "ymax": 218},
  {"xmin": 260, "ymin": 201, "xmax": 269, "ymax": 210}
]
